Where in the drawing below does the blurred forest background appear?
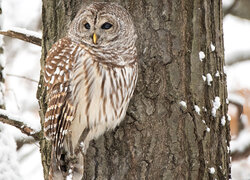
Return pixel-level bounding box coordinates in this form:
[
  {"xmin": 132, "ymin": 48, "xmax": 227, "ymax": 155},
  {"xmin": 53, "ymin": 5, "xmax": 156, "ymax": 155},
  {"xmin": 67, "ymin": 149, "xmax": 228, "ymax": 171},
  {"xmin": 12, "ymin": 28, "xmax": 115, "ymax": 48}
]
[{"xmin": 0, "ymin": 0, "xmax": 250, "ymax": 179}]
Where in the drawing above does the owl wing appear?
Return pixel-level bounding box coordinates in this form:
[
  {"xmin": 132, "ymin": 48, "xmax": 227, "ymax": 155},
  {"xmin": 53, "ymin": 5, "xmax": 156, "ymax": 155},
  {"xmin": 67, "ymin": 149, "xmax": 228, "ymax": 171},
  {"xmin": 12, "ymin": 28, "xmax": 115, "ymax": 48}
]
[{"xmin": 44, "ymin": 38, "xmax": 80, "ymax": 154}]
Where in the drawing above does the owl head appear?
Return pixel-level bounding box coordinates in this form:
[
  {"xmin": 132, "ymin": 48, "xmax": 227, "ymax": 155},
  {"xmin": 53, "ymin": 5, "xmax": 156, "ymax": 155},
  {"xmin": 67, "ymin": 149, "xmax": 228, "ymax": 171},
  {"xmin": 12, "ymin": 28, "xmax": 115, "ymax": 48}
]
[{"xmin": 68, "ymin": 2, "xmax": 137, "ymax": 49}]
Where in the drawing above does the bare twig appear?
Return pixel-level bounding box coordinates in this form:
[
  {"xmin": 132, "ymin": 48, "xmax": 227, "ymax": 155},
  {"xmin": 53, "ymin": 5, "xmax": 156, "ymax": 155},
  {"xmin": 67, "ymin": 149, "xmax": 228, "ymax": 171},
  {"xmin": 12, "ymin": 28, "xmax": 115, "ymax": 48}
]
[
  {"xmin": 224, "ymin": 0, "xmax": 239, "ymax": 17},
  {"xmin": 6, "ymin": 73, "xmax": 39, "ymax": 83},
  {"xmin": 226, "ymin": 53, "xmax": 250, "ymax": 66},
  {"xmin": 0, "ymin": 110, "xmax": 42, "ymax": 141},
  {"xmin": 0, "ymin": 30, "xmax": 41, "ymax": 46},
  {"xmin": 16, "ymin": 137, "xmax": 38, "ymax": 150}
]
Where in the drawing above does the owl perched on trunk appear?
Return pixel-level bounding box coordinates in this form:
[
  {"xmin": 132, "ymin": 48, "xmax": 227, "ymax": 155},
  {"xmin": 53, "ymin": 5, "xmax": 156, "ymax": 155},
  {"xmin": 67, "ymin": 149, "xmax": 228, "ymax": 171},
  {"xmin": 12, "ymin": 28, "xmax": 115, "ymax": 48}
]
[{"xmin": 43, "ymin": 2, "xmax": 137, "ymax": 179}]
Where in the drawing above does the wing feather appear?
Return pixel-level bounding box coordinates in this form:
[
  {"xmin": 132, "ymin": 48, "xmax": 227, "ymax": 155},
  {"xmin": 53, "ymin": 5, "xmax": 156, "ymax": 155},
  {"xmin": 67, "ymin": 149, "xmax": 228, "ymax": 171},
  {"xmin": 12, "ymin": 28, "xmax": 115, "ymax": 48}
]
[{"xmin": 44, "ymin": 38, "xmax": 79, "ymax": 157}]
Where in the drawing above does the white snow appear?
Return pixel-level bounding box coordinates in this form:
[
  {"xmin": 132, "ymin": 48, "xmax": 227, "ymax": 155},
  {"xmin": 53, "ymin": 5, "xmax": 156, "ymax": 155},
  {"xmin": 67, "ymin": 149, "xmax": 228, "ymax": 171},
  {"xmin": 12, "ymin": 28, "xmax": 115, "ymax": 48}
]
[
  {"xmin": 202, "ymin": 75, "xmax": 206, "ymax": 81},
  {"xmin": 228, "ymin": 93, "xmax": 245, "ymax": 106},
  {"xmin": 223, "ymin": 5, "xmax": 250, "ymax": 180},
  {"xmin": 223, "ymin": 0, "xmax": 234, "ymax": 7},
  {"xmin": 211, "ymin": 109, "xmax": 217, "ymax": 118},
  {"xmin": 206, "ymin": 73, "xmax": 213, "ymax": 86},
  {"xmin": 17, "ymin": 143, "xmax": 42, "ymax": 179},
  {"xmin": 1, "ymin": 0, "xmax": 43, "ymax": 179},
  {"xmin": 0, "ymin": 82, "xmax": 5, "ymax": 93},
  {"xmin": 0, "ymin": 109, "xmax": 21, "ymax": 122},
  {"xmin": 0, "ymin": 109, "xmax": 38, "ymax": 135},
  {"xmin": 230, "ymin": 129, "xmax": 250, "ymax": 153},
  {"xmin": 227, "ymin": 114, "xmax": 231, "ymax": 121},
  {"xmin": 215, "ymin": 71, "xmax": 220, "ymax": 77},
  {"xmin": 66, "ymin": 169, "xmax": 73, "ymax": 180},
  {"xmin": 2, "ymin": 0, "xmax": 42, "ymax": 31},
  {"xmin": 199, "ymin": 51, "xmax": 205, "ymax": 61},
  {"xmin": 232, "ymin": 156, "xmax": 250, "ymax": 180},
  {"xmin": 0, "ymin": 54, "xmax": 5, "ymax": 67},
  {"xmin": 241, "ymin": 114, "xmax": 249, "ymax": 127},
  {"xmin": 224, "ymin": 15, "xmax": 250, "ymax": 62},
  {"xmin": 202, "ymin": 107, "xmax": 207, "ymax": 112},
  {"xmin": 179, "ymin": 101, "xmax": 187, "ymax": 108},
  {"xmin": 3, "ymin": 27, "xmax": 42, "ymax": 39},
  {"xmin": 210, "ymin": 43, "xmax": 215, "ymax": 52},
  {"xmin": 2, "ymin": 68, "xmax": 5, "ymax": 79},
  {"xmin": 0, "ymin": 91, "xmax": 4, "ymax": 106},
  {"xmin": 0, "ymin": 124, "xmax": 22, "ymax": 180},
  {"xmin": 223, "ymin": 66, "xmax": 227, "ymax": 75},
  {"xmin": 212, "ymin": 97, "xmax": 221, "ymax": 117},
  {"xmin": 194, "ymin": 105, "xmax": 200, "ymax": 115},
  {"xmin": 221, "ymin": 116, "xmax": 226, "ymax": 126},
  {"xmin": 209, "ymin": 167, "xmax": 215, "ymax": 174},
  {"xmin": 206, "ymin": 127, "xmax": 210, "ymax": 132},
  {"xmin": 227, "ymin": 62, "xmax": 250, "ymax": 92}
]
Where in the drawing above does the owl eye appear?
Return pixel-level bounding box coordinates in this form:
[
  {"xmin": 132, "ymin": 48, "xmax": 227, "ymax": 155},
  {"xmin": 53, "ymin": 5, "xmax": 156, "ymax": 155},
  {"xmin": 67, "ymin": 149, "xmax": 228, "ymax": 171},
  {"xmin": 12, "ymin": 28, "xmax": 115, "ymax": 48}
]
[
  {"xmin": 101, "ymin": 22, "xmax": 113, "ymax": 30},
  {"xmin": 84, "ymin": 23, "xmax": 90, "ymax": 29}
]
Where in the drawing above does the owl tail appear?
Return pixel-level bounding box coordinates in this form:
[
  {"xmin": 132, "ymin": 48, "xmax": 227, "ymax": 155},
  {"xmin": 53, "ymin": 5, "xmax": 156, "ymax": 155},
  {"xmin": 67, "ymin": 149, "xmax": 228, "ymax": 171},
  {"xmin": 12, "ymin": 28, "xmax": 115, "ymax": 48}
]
[{"xmin": 49, "ymin": 144, "xmax": 85, "ymax": 180}]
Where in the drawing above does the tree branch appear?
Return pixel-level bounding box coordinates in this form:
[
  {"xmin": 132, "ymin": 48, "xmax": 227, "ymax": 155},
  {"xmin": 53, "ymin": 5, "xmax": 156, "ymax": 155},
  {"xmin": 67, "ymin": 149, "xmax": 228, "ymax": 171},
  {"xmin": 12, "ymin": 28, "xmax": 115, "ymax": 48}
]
[
  {"xmin": 0, "ymin": 109, "xmax": 42, "ymax": 141},
  {"xmin": 232, "ymin": 144, "xmax": 250, "ymax": 161},
  {"xmin": 0, "ymin": 29, "xmax": 41, "ymax": 46},
  {"xmin": 16, "ymin": 137, "xmax": 38, "ymax": 150},
  {"xmin": 226, "ymin": 52, "xmax": 250, "ymax": 66},
  {"xmin": 224, "ymin": 0, "xmax": 239, "ymax": 17},
  {"xmin": 6, "ymin": 73, "xmax": 39, "ymax": 83},
  {"xmin": 224, "ymin": 0, "xmax": 250, "ymax": 20}
]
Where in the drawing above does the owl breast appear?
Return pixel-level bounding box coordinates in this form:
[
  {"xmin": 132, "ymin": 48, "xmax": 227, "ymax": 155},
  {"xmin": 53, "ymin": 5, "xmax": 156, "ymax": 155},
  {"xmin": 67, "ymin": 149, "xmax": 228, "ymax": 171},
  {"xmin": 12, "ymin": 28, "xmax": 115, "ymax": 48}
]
[{"xmin": 69, "ymin": 45, "xmax": 138, "ymax": 150}]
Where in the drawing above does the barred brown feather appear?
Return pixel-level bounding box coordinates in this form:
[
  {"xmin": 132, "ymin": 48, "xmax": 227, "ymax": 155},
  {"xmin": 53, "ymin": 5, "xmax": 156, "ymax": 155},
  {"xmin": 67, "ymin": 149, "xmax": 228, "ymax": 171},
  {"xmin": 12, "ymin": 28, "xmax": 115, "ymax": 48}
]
[
  {"xmin": 44, "ymin": 38, "xmax": 77, "ymax": 137},
  {"xmin": 44, "ymin": 2, "xmax": 137, "ymax": 179}
]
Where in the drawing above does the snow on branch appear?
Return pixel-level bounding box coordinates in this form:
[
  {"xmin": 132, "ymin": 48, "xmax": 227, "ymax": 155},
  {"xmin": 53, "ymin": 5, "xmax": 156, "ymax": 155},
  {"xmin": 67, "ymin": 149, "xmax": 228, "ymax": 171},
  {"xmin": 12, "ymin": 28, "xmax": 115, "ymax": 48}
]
[
  {"xmin": 0, "ymin": 27, "xmax": 41, "ymax": 46},
  {"xmin": 0, "ymin": 109, "xmax": 41, "ymax": 141}
]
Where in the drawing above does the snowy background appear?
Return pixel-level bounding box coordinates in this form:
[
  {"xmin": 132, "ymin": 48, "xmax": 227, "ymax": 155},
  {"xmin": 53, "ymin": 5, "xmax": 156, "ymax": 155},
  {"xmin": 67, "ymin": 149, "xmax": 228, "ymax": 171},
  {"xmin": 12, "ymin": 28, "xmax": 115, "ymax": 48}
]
[
  {"xmin": 0, "ymin": 0, "xmax": 250, "ymax": 179},
  {"xmin": 1, "ymin": 0, "xmax": 42, "ymax": 179}
]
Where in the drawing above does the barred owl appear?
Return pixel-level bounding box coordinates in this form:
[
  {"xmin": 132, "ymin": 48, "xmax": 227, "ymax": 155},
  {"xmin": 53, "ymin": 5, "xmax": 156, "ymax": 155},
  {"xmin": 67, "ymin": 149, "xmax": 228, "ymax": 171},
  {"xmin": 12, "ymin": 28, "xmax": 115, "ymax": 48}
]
[{"xmin": 43, "ymin": 2, "xmax": 137, "ymax": 179}]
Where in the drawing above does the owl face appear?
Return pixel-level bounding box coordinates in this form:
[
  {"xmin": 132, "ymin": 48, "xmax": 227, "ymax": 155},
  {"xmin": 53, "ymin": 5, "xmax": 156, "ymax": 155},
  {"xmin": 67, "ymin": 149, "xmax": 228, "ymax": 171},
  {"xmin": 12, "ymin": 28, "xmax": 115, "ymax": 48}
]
[
  {"xmin": 76, "ymin": 11, "xmax": 120, "ymax": 46},
  {"xmin": 68, "ymin": 3, "xmax": 136, "ymax": 48}
]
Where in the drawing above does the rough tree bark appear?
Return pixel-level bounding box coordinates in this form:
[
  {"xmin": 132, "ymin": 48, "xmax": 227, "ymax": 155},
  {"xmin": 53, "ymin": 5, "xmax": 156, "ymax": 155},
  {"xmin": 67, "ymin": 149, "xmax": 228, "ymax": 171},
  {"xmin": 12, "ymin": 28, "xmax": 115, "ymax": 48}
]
[{"xmin": 38, "ymin": 0, "xmax": 230, "ymax": 179}]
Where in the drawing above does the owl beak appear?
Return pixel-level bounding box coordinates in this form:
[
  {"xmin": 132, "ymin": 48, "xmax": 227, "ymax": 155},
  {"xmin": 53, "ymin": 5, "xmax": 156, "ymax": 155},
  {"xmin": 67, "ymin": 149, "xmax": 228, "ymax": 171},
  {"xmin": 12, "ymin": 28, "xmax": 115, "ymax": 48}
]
[{"xmin": 93, "ymin": 33, "xmax": 97, "ymax": 44}]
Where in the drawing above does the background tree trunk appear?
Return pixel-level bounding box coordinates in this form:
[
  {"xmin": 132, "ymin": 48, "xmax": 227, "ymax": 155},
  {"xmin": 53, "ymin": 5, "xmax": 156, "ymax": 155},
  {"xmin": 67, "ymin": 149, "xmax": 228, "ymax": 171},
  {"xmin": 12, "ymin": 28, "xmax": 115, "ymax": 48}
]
[{"xmin": 38, "ymin": 0, "xmax": 230, "ymax": 179}]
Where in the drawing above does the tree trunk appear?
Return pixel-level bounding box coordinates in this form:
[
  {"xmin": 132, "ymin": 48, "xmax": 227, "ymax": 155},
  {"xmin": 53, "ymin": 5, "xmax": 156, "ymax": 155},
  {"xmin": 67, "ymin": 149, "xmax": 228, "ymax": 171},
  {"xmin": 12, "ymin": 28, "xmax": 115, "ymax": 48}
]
[{"xmin": 38, "ymin": 0, "xmax": 230, "ymax": 179}]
